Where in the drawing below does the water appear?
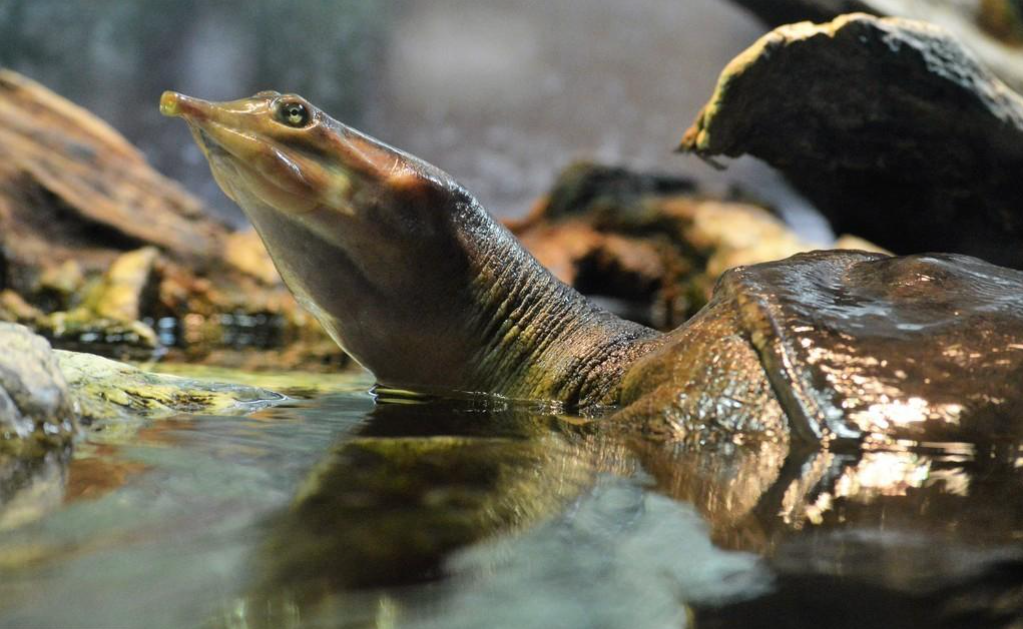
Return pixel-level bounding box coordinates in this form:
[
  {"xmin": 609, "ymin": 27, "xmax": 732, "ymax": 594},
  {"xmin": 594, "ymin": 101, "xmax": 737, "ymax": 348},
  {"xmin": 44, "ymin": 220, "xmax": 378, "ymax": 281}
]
[{"xmin": 1, "ymin": 368, "xmax": 1022, "ymax": 628}]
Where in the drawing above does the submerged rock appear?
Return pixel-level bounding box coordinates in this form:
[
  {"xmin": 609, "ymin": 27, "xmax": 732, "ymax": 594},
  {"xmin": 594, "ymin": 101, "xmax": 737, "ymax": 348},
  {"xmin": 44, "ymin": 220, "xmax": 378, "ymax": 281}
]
[
  {"xmin": 55, "ymin": 351, "xmax": 285, "ymax": 423},
  {"xmin": 0, "ymin": 323, "xmax": 77, "ymax": 452},
  {"xmin": 681, "ymin": 14, "xmax": 1023, "ymax": 267}
]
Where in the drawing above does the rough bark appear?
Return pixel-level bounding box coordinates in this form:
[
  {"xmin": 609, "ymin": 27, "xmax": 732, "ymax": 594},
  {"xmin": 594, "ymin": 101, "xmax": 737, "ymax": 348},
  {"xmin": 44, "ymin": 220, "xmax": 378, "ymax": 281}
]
[
  {"xmin": 0, "ymin": 69, "xmax": 340, "ymax": 367},
  {"xmin": 681, "ymin": 14, "xmax": 1023, "ymax": 268},
  {"xmin": 0, "ymin": 69, "xmax": 225, "ymax": 287}
]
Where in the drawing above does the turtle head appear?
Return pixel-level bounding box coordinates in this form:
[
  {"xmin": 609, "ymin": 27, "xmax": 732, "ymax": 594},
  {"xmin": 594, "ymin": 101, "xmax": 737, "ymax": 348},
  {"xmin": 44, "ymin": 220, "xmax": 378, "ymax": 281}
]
[
  {"xmin": 159, "ymin": 90, "xmax": 455, "ymax": 224},
  {"xmin": 161, "ymin": 90, "xmax": 482, "ymax": 386}
]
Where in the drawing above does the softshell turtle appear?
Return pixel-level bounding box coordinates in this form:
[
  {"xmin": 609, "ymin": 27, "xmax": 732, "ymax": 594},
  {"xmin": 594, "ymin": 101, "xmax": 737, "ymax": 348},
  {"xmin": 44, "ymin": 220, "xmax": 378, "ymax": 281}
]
[{"xmin": 160, "ymin": 90, "xmax": 1023, "ymax": 444}]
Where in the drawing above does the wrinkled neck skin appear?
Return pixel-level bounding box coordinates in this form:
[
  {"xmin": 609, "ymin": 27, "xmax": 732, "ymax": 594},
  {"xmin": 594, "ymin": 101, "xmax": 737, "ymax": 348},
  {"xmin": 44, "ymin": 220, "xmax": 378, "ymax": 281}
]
[
  {"xmin": 235, "ymin": 177, "xmax": 660, "ymax": 407},
  {"xmin": 453, "ymin": 197, "xmax": 661, "ymax": 405}
]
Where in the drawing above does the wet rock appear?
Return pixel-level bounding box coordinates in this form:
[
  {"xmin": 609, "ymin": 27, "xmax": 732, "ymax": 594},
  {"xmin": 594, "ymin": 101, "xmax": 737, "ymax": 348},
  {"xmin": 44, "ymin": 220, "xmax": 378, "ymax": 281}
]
[
  {"xmin": 55, "ymin": 350, "xmax": 285, "ymax": 423},
  {"xmin": 0, "ymin": 323, "xmax": 77, "ymax": 452},
  {"xmin": 514, "ymin": 162, "xmax": 884, "ymax": 329},
  {"xmin": 681, "ymin": 14, "xmax": 1023, "ymax": 268},
  {"xmin": 728, "ymin": 0, "xmax": 1023, "ymax": 94}
]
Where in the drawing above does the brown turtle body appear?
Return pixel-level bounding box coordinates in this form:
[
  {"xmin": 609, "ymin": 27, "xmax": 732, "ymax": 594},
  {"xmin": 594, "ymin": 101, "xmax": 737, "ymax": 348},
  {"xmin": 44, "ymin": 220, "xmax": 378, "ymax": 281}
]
[{"xmin": 618, "ymin": 250, "xmax": 1023, "ymax": 444}]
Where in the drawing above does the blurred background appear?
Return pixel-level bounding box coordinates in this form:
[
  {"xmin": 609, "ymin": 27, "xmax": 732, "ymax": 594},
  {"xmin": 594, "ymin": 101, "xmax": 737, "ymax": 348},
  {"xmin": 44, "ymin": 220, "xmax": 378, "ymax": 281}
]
[{"xmin": 0, "ymin": 0, "xmax": 822, "ymax": 232}]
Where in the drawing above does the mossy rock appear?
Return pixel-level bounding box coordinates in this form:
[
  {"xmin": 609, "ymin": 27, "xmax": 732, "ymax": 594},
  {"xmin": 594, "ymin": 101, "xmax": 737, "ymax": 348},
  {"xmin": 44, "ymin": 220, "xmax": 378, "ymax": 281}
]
[{"xmin": 55, "ymin": 350, "xmax": 285, "ymax": 423}]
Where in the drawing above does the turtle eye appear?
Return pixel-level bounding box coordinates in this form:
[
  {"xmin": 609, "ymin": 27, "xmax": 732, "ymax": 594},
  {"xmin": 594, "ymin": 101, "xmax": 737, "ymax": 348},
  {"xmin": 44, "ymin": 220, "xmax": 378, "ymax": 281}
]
[{"xmin": 277, "ymin": 100, "xmax": 311, "ymax": 128}]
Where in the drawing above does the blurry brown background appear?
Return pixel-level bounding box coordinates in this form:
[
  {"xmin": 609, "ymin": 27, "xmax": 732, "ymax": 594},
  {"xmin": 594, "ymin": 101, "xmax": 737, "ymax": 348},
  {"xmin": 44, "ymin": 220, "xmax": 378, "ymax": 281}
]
[{"xmin": 0, "ymin": 0, "xmax": 826, "ymax": 234}]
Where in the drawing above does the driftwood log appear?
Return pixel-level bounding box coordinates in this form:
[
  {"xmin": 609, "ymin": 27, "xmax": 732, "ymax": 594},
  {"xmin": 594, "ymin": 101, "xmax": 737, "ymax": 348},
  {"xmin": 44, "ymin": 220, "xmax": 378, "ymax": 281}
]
[
  {"xmin": 0, "ymin": 69, "xmax": 225, "ymax": 287},
  {"xmin": 0, "ymin": 70, "xmax": 339, "ymax": 367},
  {"xmin": 682, "ymin": 14, "xmax": 1023, "ymax": 268}
]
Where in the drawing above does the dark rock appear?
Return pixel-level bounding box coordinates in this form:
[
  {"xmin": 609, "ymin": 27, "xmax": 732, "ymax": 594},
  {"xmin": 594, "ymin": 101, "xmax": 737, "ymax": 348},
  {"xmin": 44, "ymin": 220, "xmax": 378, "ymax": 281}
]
[
  {"xmin": 727, "ymin": 0, "xmax": 1023, "ymax": 94},
  {"xmin": 539, "ymin": 161, "xmax": 696, "ymax": 223},
  {"xmin": 681, "ymin": 14, "xmax": 1023, "ymax": 268}
]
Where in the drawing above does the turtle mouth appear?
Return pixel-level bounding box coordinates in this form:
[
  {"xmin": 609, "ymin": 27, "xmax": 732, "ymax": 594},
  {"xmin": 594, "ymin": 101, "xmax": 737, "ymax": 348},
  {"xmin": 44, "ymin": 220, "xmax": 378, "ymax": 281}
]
[
  {"xmin": 185, "ymin": 122, "xmax": 235, "ymax": 163},
  {"xmin": 196, "ymin": 129, "xmax": 223, "ymax": 155},
  {"xmin": 163, "ymin": 91, "xmax": 351, "ymax": 216},
  {"xmin": 188, "ymin": 121, "xmax": 336, "ymax": 216}
]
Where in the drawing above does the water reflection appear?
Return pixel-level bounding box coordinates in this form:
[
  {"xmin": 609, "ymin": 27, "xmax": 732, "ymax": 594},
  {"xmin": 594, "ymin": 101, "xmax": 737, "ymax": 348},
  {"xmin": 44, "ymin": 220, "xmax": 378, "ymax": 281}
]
[
  {"xmin": 235, "ymin": 396, "xmax": 772, "ymax": 629},
  {"xmin": 232, "ymin": 396, "xmax": 1023, "ymax": 628},
  {"xmin": 0, "ymin": 446, "xmax": 69, "ymax": 530},
  {"xmin": 1, "ymin": 377, "xmax": 1023, "ymax": 628},
  {"xmin": 402, "ymin": 476, "xmax": 769, "ymax": 629},
  {"xmin": 253, "ymin": 399, "xmax": 599, "ymax": 593}
]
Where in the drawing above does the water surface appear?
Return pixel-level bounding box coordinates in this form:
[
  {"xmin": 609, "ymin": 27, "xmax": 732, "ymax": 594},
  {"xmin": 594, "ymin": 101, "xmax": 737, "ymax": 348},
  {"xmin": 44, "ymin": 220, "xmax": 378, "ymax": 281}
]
[{"xmin": 1, "ymin": 368, "xmax": 1021, "ymax": 628}]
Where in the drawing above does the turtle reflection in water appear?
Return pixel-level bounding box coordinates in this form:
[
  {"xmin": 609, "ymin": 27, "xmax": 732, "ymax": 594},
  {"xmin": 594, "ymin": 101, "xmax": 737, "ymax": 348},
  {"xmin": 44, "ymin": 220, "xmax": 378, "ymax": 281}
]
[
  {"xmin": 239, "ymin": 396, "xmax": 1023, "ymax": 629},
  {"xmin": 160, "ymin": 90, "xmax": 1023, "ymax": 446}
]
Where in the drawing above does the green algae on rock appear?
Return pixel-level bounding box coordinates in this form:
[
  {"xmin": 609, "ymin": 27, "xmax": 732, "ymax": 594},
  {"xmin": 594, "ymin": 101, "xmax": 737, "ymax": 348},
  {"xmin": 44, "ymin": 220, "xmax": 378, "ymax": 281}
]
[{"xmin": 55, "ymin": 350, "xmax": 285, "ymax": 423}]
